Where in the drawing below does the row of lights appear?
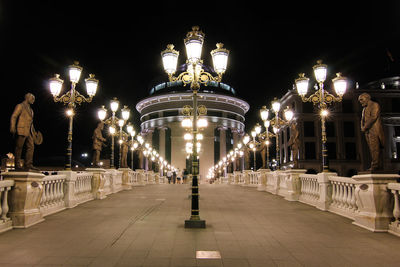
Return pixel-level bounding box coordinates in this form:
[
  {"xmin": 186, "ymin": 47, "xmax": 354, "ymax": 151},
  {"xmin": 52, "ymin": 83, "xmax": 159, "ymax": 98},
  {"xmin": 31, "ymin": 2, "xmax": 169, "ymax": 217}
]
[{"xmin": 209, "ymin": 60, "xmax": 348, "ymax": 174}]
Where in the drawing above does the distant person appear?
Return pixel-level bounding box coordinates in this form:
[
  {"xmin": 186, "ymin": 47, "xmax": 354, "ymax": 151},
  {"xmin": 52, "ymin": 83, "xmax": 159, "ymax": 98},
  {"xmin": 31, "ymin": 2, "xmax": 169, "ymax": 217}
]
[
  {"xmin": 167, "ymin": 169, "xmax": 172, "ymax": 184},
  {"xmin": 183, "ymin": 169, "xmax": 188, "ymax": 183},
  {"xmin": 172, "ymin": 170, "xmax": 177, "ymax": 184}
]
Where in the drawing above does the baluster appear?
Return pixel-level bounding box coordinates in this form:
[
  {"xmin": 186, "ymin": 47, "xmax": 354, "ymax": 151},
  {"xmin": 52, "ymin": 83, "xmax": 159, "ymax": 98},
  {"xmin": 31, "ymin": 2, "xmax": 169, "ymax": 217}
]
[
  {"xmin": 350, "ymin": 184, "xmax": 357, "ymax": 211},
  {"xmin": 41, "ymin": 181, "xmax": 48, "ymax": 207},
  {"xmin": 337, "ymin": 183, "xmax": 343, "ymax": 208},
  {"xmin": 0, "ymin": 189, "xmax": 4, "ymax": 220},
  {"xmin": 331, "ymin": 182, "xmax": 337, "ymax": 206},
  {"xmin": 345, "ymin": 183, "xmax": 352, "ymax": 210},
  {"xmin": 1, "ymin": 188, "xmax": 10, "ymax": 220},
  {"xmin": 341, "ymin": 183, "xmax": 348, "ymax": 209},
  {"xmin": 392, "ymin": 190, "xmax": 400, "ymax": 224}
]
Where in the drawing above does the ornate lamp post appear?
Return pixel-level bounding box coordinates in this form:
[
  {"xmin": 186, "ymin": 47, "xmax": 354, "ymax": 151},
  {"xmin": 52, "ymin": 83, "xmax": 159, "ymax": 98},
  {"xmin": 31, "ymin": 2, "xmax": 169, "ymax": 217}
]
[
  {"xmin": 267, "ymin": 98, "xmax": 294, "ymax": 169},
  {"xmin": 259, "ymin": 106, "xmax": 274, "ymax": 169},
  {"xmin": 97, "ymin": 99, "xmax": 130, "ymax": 168},
  {"xmin": 161, "ymin": 26, "xmax": 229, "ymax": 228},
  {"xmin": 126, "ymin": 123, "xmax": 136, "ymax": 170},
  {"xmin": 295, "ymin": 60, "xmax": 347, "ymax": 172},
  {"xmin": 49, "ymin": 61, "xmax": 98, "ymax": 170}
]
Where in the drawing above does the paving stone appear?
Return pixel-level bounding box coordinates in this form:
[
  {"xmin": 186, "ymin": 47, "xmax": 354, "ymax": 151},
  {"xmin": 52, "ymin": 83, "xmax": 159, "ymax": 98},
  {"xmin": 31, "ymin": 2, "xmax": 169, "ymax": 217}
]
[{"xmin": 1, "ymin": 184, "xmax": 400, "ymax": 266}]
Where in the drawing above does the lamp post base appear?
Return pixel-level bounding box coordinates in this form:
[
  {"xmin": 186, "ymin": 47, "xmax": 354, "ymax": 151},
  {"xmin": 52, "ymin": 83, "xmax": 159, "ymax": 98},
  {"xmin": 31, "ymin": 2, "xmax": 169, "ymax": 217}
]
[{"xmin": 185, "ymin": 218, "xmax": 206, "ymax": 228}]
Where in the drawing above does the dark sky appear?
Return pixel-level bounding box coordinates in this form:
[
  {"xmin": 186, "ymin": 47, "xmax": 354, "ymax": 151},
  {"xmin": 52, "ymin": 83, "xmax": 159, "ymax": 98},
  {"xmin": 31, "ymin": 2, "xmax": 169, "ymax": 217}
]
[{"xmin": 1, "ymin": 1, "xmax": 400, "ymax": 165}]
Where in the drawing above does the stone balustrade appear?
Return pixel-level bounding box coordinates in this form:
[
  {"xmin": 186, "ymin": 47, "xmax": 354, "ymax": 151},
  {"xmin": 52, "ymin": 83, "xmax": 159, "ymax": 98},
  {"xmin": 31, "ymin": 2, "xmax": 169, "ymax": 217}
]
[
  {"xmin": 0, "ymin": 168, "xmax": 166, "ymax": 234},
  {"xmin": 388, "ymin": 183, "xmax": 400, "ymax": 237},
  {"xmin": 231, "ymin": 169, "xmax": 400, "ymax": 236},
  {"xmin": 0, "ymin": 180, "xmax": 14, "ymax": 233},
  {"xmin": 40, "ymin": 174, "xmax": 66, "ymax": 217}
]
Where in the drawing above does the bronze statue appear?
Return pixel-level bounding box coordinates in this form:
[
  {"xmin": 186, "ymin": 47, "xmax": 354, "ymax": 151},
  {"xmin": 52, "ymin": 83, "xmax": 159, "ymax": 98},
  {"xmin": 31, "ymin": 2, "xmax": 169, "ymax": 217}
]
[
  {"xmin": 92, "ymin": 122, "xmax": 107, "ymax": 167},
  {"xmin": 259, "ymin": 141, "xmax": 268, "ymax": 169},
  {"xmin": 358, "ymin": 93, "xmax": 385, "ymax": 171},
  {"xmin": 288, "ymin": 121, "xmax": 300, "ymax": 168},
  {"xmin": 244, "ymin": 145, "xmax": 251, "ymax": 170},
  {"xmin": 120, "ymin": 136, "xmax": 129, "ymax": 168},
  {"xmin": 10, "ymin": 93, "xmax": 42, "ymax": 170}
]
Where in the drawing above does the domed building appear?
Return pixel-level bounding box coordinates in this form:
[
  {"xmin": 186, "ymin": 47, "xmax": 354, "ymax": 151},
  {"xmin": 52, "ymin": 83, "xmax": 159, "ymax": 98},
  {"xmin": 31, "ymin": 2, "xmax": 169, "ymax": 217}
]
[{"xmin": 136, "ymin": 79, "xmax": 249, "ymax": 180}]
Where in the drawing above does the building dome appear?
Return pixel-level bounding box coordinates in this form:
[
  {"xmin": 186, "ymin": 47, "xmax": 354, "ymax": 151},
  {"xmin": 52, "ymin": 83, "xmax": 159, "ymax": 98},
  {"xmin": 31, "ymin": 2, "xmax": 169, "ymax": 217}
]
[{"xmin": 136, "ymin": 80, "xmax": 249, "ymax": 181}]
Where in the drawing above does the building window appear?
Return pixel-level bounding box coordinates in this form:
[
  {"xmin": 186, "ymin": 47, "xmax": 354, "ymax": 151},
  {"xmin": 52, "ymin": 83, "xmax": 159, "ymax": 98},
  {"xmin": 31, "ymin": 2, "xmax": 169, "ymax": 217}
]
[
  {"xmin": 302, "ymin": 102, "xmax": 314, "ymax": 113},
  {"xmin": 396, "ymin": 142, "xmax": 400, "ymax": 159},
  {"xmin": 164, "ymin": 110, "xmax": 179, "ymax": 117},
  {"xmin": 326, "ymin": 121, "xmax": 335, "ymax": 137},
  {"xmin": 343, "ymin": 121, "xmax": 355, "ymax": 137},
  {"xmin": 342, "ymin": 99, "xmax": 354, "ymax": 113},
  {"xmin": 327, "ymin": 142, "xmax": 336, "ymax": 160},
  {"xmin": 394, "ymin": 126, "xmax": 400, "ymax": 137},
  {"xmin": 305, "ymin": 142, "xmax": 316, "ymax": 159},
  {"xmin": 345, "ymin": 142, "xmax": 357, "ymax": 160},
  {"xmin": 392, "ymin": 98, "xmax": 400, "ymax": 113},
  {"xmin": 149, "ymin": 113, "xmax": 158, "ymax": 120},
  {"xmin": 304, "ymin": 121, "xmax": 315, "ymax": 137}
]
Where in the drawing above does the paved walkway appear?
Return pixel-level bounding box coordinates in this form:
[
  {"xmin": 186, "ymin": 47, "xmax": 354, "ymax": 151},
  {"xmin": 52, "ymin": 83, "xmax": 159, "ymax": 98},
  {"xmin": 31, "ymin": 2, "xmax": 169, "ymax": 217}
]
[{"xmin": 1, "ymin": 184, "xmax": 400, "ymax": 267}]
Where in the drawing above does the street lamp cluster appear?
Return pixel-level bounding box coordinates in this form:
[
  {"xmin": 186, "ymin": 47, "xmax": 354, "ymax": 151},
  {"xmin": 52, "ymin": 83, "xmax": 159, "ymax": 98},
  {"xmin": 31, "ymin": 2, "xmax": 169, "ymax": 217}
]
[
  {"xmin": 49, "ymin": 61, "xmax": 99, "ymax": 170},
  {"xmin": 161, "ymin": 26, "xmax": 229, "ymax": 228},
  {"xmin": 48, "ymin": 62, "xmax": 175, "ymax": 172},
  {"xmin": 294, "ymin": 60, "xmax": 348, "ymax": 172},
  {"xmin": 209, "ymin": 60, "xmax": 348, "ymax": 175},
  {"xmin": 97, "ymin": 98, "xmax": 131, "ymax": 169}
]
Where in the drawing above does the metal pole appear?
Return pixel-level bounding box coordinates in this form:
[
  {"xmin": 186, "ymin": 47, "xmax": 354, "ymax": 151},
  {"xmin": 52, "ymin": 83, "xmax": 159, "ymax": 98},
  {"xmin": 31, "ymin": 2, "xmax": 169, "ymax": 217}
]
[
  {"xmin": 111, "ymin": 135, "xmax": 115, "ymax": 169},
  {"xmin": 321, "ymin": 116, "xmax": 329, "ymax": 172},
  {"xmin": 253, "ymin": 137, "xmax": 256, "ymax": 171},
  {"xmin": 185, "ymin": 87, "xmax": 205, "ymax": 228},
  {"xmin": 65, "ymin": 114, "xmax": 73, "ymax": 170}
]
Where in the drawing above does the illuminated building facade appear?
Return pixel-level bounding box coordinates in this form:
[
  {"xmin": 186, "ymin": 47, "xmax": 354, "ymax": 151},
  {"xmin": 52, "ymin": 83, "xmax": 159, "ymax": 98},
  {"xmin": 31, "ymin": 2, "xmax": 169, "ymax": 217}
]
[
  {"xmin": 136, "ymin": 81, "xmax": 249, "ymax": 180},
  {"xmin": 278, "ymin": 76, "xmax": 400, "ymax": 176}
]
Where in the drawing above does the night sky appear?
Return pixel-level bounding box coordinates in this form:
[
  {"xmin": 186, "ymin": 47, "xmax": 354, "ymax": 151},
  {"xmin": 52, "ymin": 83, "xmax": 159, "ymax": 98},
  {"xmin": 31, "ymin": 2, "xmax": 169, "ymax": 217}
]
[{"xmin": 1, "ymin": 2, "xmax": 399, "ymax": 166}]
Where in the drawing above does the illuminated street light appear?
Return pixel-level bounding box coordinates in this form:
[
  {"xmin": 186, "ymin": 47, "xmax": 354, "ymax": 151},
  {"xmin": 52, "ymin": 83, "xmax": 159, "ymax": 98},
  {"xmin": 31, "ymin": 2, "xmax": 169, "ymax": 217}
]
[
  {"xmin": 49, "ymin": 61, "xmax": 98, "ymax": 170},
  {"xmin": 295, "ymin": 60, "xmax": 348, "ymax": 172},
  {"xmin": 98, "ymin": 98, "xmax": 130, "ymax": 168},
  {"xmin": 161, "ymin": 26, "xmax": 229, "ymax": 228}
]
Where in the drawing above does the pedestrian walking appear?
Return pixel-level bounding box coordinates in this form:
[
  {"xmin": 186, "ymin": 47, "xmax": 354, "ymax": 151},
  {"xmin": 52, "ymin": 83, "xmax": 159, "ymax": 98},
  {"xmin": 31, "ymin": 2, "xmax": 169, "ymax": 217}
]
[
  {"xmin": 167, "ymin": 170, "xmax": 172, "ymax": 184},
  {"xmin": 172, "ymin": 170, "xmax": 177, "ymax": 184}
]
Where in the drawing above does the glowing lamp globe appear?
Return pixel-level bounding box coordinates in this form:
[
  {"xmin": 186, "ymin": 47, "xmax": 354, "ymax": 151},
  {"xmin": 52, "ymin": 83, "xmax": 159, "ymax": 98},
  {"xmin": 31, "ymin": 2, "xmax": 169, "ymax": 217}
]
[
  {"xmin": 85, "ymin": 74, "xmax": 98, "ymax": 97},
  {"xmin": 332, "ymin": 72, "xmax": 347, "ymax": 96},
  {"xmin": 49, "ymin": 74, "xmax": 64, "ymax": 97},
  {"xmin": 69, "ymin": 61, "xmax": 82, "ymax": 83}
]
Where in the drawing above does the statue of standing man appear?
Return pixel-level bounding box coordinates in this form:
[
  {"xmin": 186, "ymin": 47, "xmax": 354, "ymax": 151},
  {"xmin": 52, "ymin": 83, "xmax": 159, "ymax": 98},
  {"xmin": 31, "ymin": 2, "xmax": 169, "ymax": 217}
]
[
  {"xmin": 92, "ymin": 122, "xmax": 107, "ymax": 167},
  {"xmin": 10, "ymin": 93, "xmax": 42, "ymax": 170},
  {"xmin": 288, "ymin": 120, "xmax": 300, "ymax": 169},
  {"xmin": 358, "ymin": 93, "xmax": 385, "ymax": 171}
]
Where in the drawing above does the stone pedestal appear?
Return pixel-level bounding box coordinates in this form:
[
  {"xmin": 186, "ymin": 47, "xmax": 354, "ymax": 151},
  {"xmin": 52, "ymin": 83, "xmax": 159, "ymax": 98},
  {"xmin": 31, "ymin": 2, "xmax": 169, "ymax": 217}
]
[
  {"xmin": 3, "ymin": 172, "xmax": 45, "ymax": 228},
  {"xmin": 284, "ymin": 169, "xmax": 307, "ymax": 201},
  {"xmin": 119, "ymin": 168, "xmax": 132, "ymax": 190},
  {"xmin": 86, "ymin": 168, "xmax": 107, "ymax": 200},
  {"xmin": 257, "ymin": 169, "xmax": 270, "ymax": 191},
  {"xmin": 352, "ymin": 173, "xmax": 400, "ymax": 232},
  {"xmin": 316, "ymin": 172, "xmax": 337, "ymax": 211}
]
